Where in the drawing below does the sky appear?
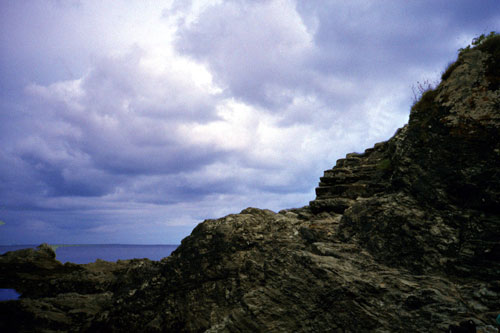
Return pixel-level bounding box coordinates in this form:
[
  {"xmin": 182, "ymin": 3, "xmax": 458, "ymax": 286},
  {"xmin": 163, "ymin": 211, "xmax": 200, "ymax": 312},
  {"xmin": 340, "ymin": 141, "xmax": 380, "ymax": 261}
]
[{"xmin": 0, "ymin": 0, "xmax": 498, "ymax": 245}]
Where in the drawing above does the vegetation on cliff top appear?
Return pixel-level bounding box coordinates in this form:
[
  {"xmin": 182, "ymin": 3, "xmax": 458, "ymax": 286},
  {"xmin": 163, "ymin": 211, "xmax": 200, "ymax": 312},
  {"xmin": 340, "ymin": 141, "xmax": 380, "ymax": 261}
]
[
  {"xmin": 410, "ymin": 32, "xmax": 499, "ymax": 131},
  {"xmin": 442, "ymin": 31, "xmax": 499, "ymax": 82}
]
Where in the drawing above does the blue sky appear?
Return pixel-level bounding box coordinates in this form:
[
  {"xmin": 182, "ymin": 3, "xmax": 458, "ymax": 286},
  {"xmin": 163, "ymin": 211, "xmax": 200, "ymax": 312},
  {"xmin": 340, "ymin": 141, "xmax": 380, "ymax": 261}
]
[{"xmin": 0, "ymin": 0, "xmax": 498, "ymax": 244}]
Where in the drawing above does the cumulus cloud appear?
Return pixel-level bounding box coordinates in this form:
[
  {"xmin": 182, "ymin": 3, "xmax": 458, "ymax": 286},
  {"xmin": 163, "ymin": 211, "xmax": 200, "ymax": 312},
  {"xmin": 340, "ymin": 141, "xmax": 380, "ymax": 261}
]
[
  {"xmin": 174, "ymin": 0, "xmax": 422, "ymax": 139},
  {"xmin": 0, "ymin": 0, "xmax": 498, "ymax": 244},
  {"xmin": 176, "ymin": 0, "xmax": 315, "ymax": 108}
]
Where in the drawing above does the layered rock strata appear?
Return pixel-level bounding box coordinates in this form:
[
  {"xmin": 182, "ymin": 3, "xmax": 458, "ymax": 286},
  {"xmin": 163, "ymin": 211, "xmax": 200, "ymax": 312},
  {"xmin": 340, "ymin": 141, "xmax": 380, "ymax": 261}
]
[
  {"xmin": 1, "ymin": 35, "xmax": 499, "ymax": 332},
  {"xmin": 310, "ymin": 141, "xmax": 392, "ymax": 214}
]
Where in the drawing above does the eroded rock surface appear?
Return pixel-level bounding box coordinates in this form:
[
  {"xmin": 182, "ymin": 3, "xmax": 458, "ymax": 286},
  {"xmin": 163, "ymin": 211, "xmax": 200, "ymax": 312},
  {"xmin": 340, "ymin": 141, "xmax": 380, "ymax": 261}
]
[{"xmin": 1, "ymin": 35, "xmax": 499, "ymax": 332}]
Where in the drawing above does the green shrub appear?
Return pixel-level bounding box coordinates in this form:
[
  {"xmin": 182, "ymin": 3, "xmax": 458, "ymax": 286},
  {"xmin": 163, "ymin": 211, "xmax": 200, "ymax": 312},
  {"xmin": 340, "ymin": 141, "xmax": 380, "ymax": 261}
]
[
  {"xmin": 458, "ymin": 31, "xmax": 497, "ymax": 54},
  {"xmin": 444, "ymin": 32, "xmax": 499, "ymax": 83}
]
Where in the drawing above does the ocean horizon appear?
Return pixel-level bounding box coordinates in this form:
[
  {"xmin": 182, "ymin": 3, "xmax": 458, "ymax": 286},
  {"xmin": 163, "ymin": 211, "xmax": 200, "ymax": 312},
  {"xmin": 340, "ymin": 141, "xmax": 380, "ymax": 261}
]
[{"xmin": 0, "ymin": 244, "xmax": 179, "ymax": 264}]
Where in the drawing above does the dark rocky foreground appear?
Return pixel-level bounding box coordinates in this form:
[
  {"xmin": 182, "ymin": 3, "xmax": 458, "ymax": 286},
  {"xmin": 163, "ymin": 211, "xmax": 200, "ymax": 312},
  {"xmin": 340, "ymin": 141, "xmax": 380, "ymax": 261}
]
[{"xmin": 1, "ymin": 36, "xmax": 500, "ymax": 332}]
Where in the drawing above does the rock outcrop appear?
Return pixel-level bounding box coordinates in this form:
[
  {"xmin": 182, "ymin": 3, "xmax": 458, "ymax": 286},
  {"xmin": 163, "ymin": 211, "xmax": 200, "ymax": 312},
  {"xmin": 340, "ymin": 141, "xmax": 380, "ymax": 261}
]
[
  {"xmin": 1, "ymin": 34, "xmax": 499, "ymax": 332},
  {"xmin": 0, "ymin": 244, "xmax": 162, "ymax": 331}
]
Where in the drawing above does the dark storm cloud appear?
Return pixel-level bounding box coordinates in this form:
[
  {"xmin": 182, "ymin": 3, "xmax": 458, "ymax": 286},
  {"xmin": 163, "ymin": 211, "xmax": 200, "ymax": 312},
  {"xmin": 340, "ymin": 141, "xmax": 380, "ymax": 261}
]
[
  {"xmin": 301, "ymin": 1, "xmax": 499, "ymax": 71},
  {"xmin": 10, "ymin": 49, "xmax": 227, "ymax": 198}
]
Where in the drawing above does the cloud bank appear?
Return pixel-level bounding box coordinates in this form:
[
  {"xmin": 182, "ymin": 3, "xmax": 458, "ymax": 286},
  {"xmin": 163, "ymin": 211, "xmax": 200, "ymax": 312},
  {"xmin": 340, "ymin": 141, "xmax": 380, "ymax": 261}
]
[{"xmin": 0, "ymin": 0, "xmax": 498, "ymax": 244}]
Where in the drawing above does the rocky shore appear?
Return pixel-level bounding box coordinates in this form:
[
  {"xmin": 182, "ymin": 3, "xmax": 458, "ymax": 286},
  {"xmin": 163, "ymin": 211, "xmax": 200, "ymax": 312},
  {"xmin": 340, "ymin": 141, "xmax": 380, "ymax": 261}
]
[{"xmin": 1, "ymin": 34, "xmax": 499, "ymax": 332}]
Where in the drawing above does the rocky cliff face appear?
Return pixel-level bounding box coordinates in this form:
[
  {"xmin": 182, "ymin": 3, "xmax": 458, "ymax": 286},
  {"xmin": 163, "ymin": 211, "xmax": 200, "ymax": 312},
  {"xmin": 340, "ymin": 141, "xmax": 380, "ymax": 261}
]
[
  {"xmin": 1, "ymin": 35, "xmax": 499, "ymax": 332},
  {"xmin": 312, "ymin": 37, "xmax": 500, "ymax": 279}
]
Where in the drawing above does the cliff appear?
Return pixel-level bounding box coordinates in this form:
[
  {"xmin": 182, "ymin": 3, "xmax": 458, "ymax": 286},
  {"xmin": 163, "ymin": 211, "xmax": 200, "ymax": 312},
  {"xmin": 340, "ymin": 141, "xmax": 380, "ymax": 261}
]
[{"xmin": 1, "ymin": 34, "xmax": 499, "ymax": 332}]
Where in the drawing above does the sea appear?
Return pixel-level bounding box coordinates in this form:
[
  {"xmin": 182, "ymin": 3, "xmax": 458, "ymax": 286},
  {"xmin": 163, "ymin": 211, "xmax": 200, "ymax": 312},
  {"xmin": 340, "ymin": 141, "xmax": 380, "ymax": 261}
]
[{"xmin": 0, "ymin": 244, "xmax": 179, "ymax": 301}]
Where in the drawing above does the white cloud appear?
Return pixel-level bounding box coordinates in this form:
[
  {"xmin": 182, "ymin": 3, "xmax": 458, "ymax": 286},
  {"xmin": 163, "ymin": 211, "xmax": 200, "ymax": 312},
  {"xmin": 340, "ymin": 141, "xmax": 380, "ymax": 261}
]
[{"xmin": 176, "ymin": 0, "xmax": 315, "ymax": 106}]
